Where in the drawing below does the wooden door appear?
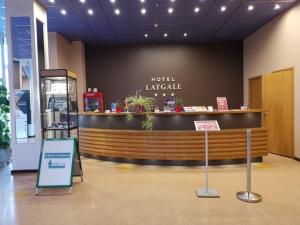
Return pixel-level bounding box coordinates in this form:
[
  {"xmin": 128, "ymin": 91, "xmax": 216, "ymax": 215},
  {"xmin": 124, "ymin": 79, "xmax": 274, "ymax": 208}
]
[
  {"xmin": 249, "ymin": 76, "xmax": 262, "ymax": 109},
  {"xmin": 262, "ymin": 68, "xmax": 294, "ymax": 157}
]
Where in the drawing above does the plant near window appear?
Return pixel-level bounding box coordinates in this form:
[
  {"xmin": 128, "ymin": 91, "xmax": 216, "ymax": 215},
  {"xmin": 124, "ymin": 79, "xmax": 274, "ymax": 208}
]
[
  {"xmin": 0, "ymin": 79, "xmax": 10, "ymax": 151},
  {"xmin": 126, "ymin": 91, "xmax": 155, "ymax": 130}
]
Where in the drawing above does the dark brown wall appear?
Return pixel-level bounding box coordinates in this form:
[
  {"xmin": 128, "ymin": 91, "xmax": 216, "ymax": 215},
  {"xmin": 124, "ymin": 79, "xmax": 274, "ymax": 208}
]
[{"xmin": 85, "ymin": 42, "xmax": 243, "ymax": 109}]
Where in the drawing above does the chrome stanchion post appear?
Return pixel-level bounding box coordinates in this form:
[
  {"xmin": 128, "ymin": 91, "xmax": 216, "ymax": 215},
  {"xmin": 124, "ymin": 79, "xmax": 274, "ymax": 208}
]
[
  {"xmin": 246, "ymin": 129, "xmax": 251, "ymax": 193},
  {"xmin": 205, "ymin": 131, "xmax": 208, "ymax": 193},
  {"xmin": 236, "ymin": 129, "xmax": 262, "ymax": 203},
  {"xmin": 195, "ymin": 131, "xmax": 220, "ymax": 198}
]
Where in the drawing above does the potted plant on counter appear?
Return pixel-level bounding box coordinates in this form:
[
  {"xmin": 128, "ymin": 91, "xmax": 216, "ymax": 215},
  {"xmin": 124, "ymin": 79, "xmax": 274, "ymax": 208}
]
[
  {"xmin": 175, "ymin": 98, "xmax": 183, "ymax": 112},
  {"xmin": 0, "ymin": 79, "xmax": 10, "ymax": 164},
  {"xmin": 126, "ymin": 91, "xmax": 155, "ymax": 130}
]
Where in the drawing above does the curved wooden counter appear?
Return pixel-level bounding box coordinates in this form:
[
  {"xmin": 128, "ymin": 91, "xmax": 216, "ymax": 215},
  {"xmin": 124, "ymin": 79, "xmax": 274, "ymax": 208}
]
[
  {"xmin": 79, "ymin": 127, "xmax": 268, "ymax": 161},
  {"xmin": 79, "ymin": 110, "xmax": 267, "ymax": 163}
]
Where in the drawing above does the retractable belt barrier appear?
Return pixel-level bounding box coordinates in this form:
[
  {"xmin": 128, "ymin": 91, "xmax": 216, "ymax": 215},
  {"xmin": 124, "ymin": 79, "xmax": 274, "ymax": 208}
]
[{"xmin": 236, "ymin": 129, "xmax": 262, "ymax": 203}]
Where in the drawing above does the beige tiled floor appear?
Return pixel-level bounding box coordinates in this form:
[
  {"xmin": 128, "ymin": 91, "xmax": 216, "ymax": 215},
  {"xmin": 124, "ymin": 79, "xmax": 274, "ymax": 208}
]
[{"xmin": 1, "ymin": 154, "xmax": 300, "ymax": 225}]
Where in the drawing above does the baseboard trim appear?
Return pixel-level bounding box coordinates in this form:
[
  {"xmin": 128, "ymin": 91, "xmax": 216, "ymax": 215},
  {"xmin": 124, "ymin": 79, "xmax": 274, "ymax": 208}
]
[
  {"xmin": 269, "ymin": 152, "xmax": 294, "ymax": 159},
  {"xmin": 11, "ymin": 169, "xmax": 38, "ymax": 174},
  {"xmin": 81, "ymin": 152, "xmax": 263, "ymax": 166},
  {"xmin": 294, "ymin": 157, "xmax": 300, "ymax": 162}
]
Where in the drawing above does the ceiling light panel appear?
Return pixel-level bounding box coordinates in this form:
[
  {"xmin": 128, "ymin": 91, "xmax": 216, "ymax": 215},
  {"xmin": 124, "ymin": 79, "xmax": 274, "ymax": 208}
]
[
  {"xmin": 274, "ymin": 4, "xmax": 281, "ymax": 10},
  {"xmin": 114, "ymin": 8, "xmax": 120, "ymax": 15},
  {"xmin": 60, "ymin": 9, "xmax": 67, "ymax": 15},
  {"xmin": 248, "ymin": 5, "xmax": 254, "ymax": 11},
  {"xmin": 220, "ymin": 6, "xmax": 226, "ymax": 12},
  {"xmin": 87, "ymin": 9, "xmax": 93, "ymax": 15}
]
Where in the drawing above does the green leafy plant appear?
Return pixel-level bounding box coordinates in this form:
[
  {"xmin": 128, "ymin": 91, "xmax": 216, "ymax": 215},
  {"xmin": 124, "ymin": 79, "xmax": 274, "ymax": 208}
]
[
  {"xmin": 175, "ymin": 98, "xmax": 183, "ymax": 106},
  {"xmin": 127, "ymin": 92, "xmax": 155, "ymax": 113},
  {"xmin": 126, "ymin": 91, "xmax": 155, "ymax": 130},
  {"xmin": 0, "ymin": 79, "xmax": 10, "ymax": 150},
  {"xmin": 141, "ymin": 113, "xmax": 154, "ymax": 130}
]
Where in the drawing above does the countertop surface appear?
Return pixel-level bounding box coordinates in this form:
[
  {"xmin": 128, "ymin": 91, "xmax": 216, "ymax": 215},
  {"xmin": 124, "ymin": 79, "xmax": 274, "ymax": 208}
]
[{"xmin": 80, "ymin": 109, "xmax": 264, "ymax": 116}]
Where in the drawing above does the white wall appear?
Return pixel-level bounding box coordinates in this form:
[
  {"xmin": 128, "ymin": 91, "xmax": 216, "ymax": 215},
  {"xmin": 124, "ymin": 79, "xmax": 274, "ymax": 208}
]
[
  {"xmin": 48, "ymin": 32, "xmax": 58, "ymax": 69},
  {"xmin": 244, "ymin": 2, "xmax": 300, "ymax": 158},
  {"xmin": 48, "ymin": 32, "xmax": 86, "ymax": 112}
]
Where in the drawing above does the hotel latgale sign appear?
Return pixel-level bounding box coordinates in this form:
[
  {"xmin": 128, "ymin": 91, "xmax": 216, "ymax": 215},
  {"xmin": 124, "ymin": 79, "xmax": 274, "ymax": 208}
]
[{"xmin": 145, "ymin": 76, "xmax": 182, "ymax": 96}]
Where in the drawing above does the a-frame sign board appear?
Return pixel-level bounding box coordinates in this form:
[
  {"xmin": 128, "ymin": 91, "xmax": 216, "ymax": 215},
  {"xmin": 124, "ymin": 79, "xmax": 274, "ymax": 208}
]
[{"xmin": 36, "ymin": 138, "xmax": 83, "ymax": 194}]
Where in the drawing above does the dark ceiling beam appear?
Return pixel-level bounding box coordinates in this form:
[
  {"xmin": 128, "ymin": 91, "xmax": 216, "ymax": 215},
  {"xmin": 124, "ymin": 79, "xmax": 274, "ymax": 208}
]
[
  {"xmin": 125, "ymin": 0, "xmax": 138, "ymax": 43},
  {"xmin": 66, "ymin": 0, "xmax": 100, "ymax": 43},
  {"xmin": 194, "ymin": 0, "xmax": 216, "ymax": 38},
  {"xmin": 210, "ymin": 1, "xmax": 243, "ymax": 41},
  {"xmin": 96, "ymin": 0, "xmax": 120, "ymax": 43}
]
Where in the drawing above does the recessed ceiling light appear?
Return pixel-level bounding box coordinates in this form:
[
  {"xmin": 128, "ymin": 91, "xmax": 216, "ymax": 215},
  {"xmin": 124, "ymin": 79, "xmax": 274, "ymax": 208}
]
[
  {"xmin": 79, "ymin": 0, "xmax": 86, "ymax": 3},
  {"xmin": 154, "ymin": 23, "xmax": 159, "ymax": 28},
  {"xmin": 110, "ymin": 0, "xmax": 116, "ymax": 3},
  {"xmin": 170, "ymin": 0, "xmax": 175, "ymax": 2},
  {"xmin": 87, "ymin": 9, "xmax": 93, "ymax": 15},
  {"xmin": 164, "ymin": 33, "xmax": 168, "ymax": 37},
  {"xmin": 168, "ymin": 7, "xmax": 174, "ymax": 14},
  {"xmin": 140, "ymin": 0, "xmax": 145, "ymax": 3},
  {"xmin": 248, "ymin": 5, "xmax": 254, "ymax": 11},
  {"xmin": 220, "ymin": 6, "xmax": 226, "ymax": 12},
  {"xmin": 49, "ymin": 0, "xmax": 55, "ymax": 3},
  {"xmin": 194, "ymin": 7, "xmax": 200, "ymax": 13},
  {"xmin": 141, "ymin": 8, "xmax": 146, "ymax": 15},
  {"xmin": 274, "ymin": 4, "xmax": 281, "ymax": 10},
  {"xmin": 114, "ymin": 8, "xmax": 120, "ymax": 15},
  {"xmin": 144, "ymin": 34, "xmax": 148, "ymax": 38},
  {"xmin": 184, "ymin": 33, "xmax": 188, "ymax": 37},
  {"xmin": 60, "ymin": 9, "xmax": 67, "ymax": 15}
]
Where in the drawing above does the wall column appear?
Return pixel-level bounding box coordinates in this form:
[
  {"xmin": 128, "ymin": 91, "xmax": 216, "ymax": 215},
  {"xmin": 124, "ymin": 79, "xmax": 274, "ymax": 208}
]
[{"xmin": 6, "ymin": 0, "xmax": 49, "ymax": 170}]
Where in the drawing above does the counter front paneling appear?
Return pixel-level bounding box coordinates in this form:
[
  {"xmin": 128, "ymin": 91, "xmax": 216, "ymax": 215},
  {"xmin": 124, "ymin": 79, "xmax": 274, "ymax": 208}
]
[
  {"xmin": 78, "ymin": 110, "xmax": 268, "ymax": 163},
  {"xmin": 79, "ymin": 110, "xmax": 263, "ymax": 130}
]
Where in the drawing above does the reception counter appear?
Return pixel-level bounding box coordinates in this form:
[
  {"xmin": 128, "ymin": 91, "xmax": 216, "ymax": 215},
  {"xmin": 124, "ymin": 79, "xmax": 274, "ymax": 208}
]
[{"xmin": 78, "ymin": 110, "xmax": 268, "ymax": 164}]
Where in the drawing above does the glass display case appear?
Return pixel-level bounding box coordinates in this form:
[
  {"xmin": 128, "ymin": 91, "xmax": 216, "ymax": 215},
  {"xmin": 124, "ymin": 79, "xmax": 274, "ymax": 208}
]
[{"xmin": 40, "ymin": 69, "xmax": 78, "ymax": 139}]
